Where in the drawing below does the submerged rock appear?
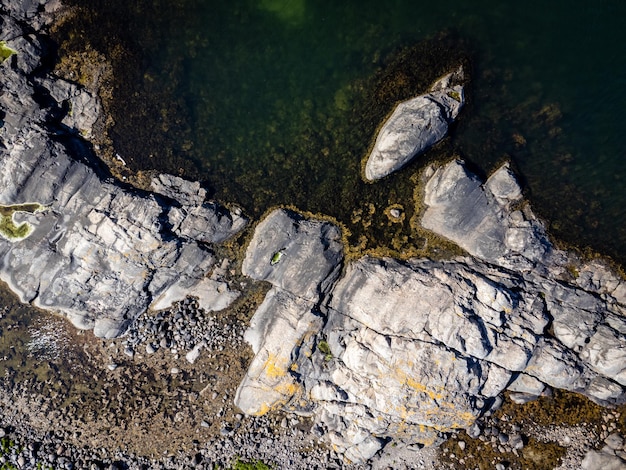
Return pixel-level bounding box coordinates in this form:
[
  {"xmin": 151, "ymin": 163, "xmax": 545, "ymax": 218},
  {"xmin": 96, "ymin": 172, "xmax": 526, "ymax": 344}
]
[
  {"xmin": 236, "ymin": 162, "xmax": 626, "ymax": 462},
  {"xmin": 0, "ymin": 10, "xmax": 246, "ymax": 337},
  {"xmin": 364, "ymin": 67, "xmax": 465, "ymax": 181}
]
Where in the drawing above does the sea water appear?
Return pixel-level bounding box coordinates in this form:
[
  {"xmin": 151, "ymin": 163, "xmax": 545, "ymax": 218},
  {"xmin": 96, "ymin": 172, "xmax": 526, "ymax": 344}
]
[{"xmin": 59, "ymin": 0, "xmax": 626, "ymax": 263}]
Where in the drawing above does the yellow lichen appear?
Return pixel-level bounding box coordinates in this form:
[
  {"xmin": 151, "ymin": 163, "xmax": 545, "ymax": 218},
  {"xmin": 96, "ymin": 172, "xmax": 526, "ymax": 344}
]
[
  {"xmin": 405, "ymin": 377, "xmax": 444, "ymax": 401},
  {"xmin": 262, "ymin": 353, "xmax": 288, "ymax": 379}
]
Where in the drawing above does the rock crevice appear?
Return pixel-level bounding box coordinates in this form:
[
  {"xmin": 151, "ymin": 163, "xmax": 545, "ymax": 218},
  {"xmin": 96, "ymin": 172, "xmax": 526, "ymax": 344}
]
[
  {"xmin": 235, "ymin": 161, "xmax": 626, "ymax": 463},
  {"xmin": 0, "ymin": 9, "xmax": 246, "ymax": 337}
]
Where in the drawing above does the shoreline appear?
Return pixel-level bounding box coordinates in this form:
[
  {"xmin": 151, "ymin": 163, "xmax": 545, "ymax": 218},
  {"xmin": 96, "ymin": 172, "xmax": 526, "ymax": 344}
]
[{"xmin": 0, "ymin": 1, "xmax": 625, "ymax": 469}]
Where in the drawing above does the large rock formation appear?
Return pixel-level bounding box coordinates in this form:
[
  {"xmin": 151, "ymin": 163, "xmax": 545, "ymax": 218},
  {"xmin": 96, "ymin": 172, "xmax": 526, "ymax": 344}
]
[
  {"xmin": 234, "ymin": 209, "xmax": 344, "ymax": 415},
  {"xmin": 236, "ymin": 161, "xmax": 626, "ymax": 463},
  {"xmin": 0, "ymin": 6, "xmax": 246, "ymax": 337},
  {"xmin": 363, "ymin": 68, "xmax": 465, "ymax": 181}
]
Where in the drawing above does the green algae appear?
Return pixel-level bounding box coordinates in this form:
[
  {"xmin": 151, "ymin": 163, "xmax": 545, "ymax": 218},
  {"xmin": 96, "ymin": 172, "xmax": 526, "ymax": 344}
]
[
  {"xmin": 0, "ymin": 41, "xmax": 16, "ymax": 62},
  {"xmin": 0, "ymin": 203, "xmax": 46, "ymax": 242},
  {"xmin": 258, "ymin": 0, "xmax": 306, "ymax": 25}
]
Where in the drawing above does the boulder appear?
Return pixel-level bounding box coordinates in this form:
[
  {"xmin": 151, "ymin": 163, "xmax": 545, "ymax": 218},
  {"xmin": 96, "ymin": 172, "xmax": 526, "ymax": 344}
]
[
  {"xmin": 234, "ymin": 208, "xmax": 344, "ymax": 415},
  {"xmin": 581, "ymin": 449, "xmax": 626, "ymax": 470},
  {"xmin": 151, "ymin": 174, "xmax": 247, "ymax": 244},
  {"xmin": 241, "ymin": 208, "xmax": 344, "ymax": 301},
  {"xmin": 364, "ymin": 68, "xmax": 464, "ymax": 181}
]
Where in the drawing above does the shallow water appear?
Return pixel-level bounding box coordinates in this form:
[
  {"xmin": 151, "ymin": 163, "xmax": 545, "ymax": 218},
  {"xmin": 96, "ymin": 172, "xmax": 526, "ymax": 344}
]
[{"xmin": 60, "ymin": 0, "xmax": 626, "ymax": 263}]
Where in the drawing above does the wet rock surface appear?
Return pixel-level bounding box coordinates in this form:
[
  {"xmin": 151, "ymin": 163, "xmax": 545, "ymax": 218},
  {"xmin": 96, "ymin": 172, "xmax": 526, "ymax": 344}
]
[
  {"xmin": 364, "ymin": 67, "xmax": 465, "ymax": 181},
  {"xmin": 236, "ymin": 161, "xmax": 626, "ymax": 462}
]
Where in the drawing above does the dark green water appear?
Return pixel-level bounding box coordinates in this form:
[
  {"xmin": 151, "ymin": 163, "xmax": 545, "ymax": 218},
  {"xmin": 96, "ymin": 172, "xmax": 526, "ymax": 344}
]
[{"xmin": 61, "ymin": 0, "xmax": 625, "ymax": 262}]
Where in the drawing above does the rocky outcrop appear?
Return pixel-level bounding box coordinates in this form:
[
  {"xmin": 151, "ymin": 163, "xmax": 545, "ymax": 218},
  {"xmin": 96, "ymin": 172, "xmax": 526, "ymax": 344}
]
[
  {"xmin": 421, "ymin": 160, "xmax": 558, "ymax": 272},
  {"xmin": 235, "ymin": 161, "xmax": 626, "ymax": 463},
  {"xmin": 0, "ymin": 5, "xmax": 246, "ymax": 337},
  {"xmin": 234, "ymin": 209, "xmax": 344, "ymax": 415},
  {"xmin": 363, "ymin": 68, "xmax": 464, "ymax": 181}
]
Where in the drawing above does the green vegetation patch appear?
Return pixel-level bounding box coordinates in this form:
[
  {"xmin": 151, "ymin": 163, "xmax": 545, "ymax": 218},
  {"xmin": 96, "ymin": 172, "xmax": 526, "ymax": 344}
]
[
  {"xmin": 0, "ymin": 203, "xmax": 46, "ymax": 242},
  {"xmin": 0, "ymin": 41, "xmax": 16, "ymax": 62},
  {"xmin": 229, "ymin": 457, "xmax": 273, "ymax": 470},
  {"xmin": 317, "ymin": 339, "xmax": 333, "ymax": 361}
]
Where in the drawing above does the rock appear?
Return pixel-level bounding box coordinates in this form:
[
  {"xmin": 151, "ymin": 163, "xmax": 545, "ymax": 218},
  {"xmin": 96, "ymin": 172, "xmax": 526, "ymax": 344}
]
[
  {"xmin": 421, "ymin": 160, "xmax": 555, "ymax": 271},
  {"xmin": 0, "ymin": 13, "xmax": 245, "ymax": 338},
  {"xmin": 506, "ymin": 373, "xmax": 547, "ymax": 402},
  {"xmin": 151, "ymin": 174, "xmax": 247, "ymax": 244},
  {"xmin": 581, "ymin": 449, "xmax": 626, "ymax": 470},
  {"xmin": 509, "ymin": 434, "xmax": 524, "ymax": 450},
  {"xmin": 364, "ymin": 68, "xmax": 464, "ymax": 181},
  {"xmin": 235, "ymin": 209, "xmax": 343, "ymax": 415},
  {"xmin": 236, "ymin": 161, "xmax": 626, "ymax": 463},
  {"xmin": 241, "ymin": 208, "xmax": 344, "ymax": 301},
  {"xmin": 185, "ymin": 341, "xmax": 206, "ymax": 364},
  {"xmin": 467, "ymin": 423, "xmax": 482, "ymax": 439},
  {"xmin": 606, "ymin": 433, "xmax": 625, "ymax": 451}
]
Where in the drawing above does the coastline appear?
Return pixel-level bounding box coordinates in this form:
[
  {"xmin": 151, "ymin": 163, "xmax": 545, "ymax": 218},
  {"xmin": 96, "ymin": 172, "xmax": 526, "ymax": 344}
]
[{"xmin": 0, "ymin": 1, "xmax": 625, "ymax": 469}]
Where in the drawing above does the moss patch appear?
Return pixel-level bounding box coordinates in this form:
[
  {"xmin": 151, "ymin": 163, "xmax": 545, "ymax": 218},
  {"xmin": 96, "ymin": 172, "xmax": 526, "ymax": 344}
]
[
  {"xmin": 0, "ymin": 203, "xmax": 46, "ymax": 242},
  {"xmin": 0, "ymin": 41, "xmax": 16, "ymax": 62}
]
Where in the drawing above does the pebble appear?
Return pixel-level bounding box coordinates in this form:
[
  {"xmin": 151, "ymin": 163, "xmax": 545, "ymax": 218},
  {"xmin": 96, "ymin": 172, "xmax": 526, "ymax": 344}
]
[
  {"xmin": 605, "ymin": 433, "xmax": 624, "ymax": 450},
  {"xmin": 509, "ymin": 434, "xmax": 524, "ymax": 450},
  {"xmin": 468, "ymin": 423, "xmax": 482, "ymax": 438}
]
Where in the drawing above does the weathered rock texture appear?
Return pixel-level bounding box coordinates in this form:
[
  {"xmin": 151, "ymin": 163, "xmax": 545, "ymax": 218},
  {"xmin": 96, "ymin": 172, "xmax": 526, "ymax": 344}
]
[
  {"xmin": 236, "ymin": 161, "xmax": 626, "ymax": 462},
  {"xmin": 0, "ymin": 7, "xmax": 245, "ymax": 338},
  {"xmin": 234, "ymin": 209, "xmax": 344, "ymax": 415},
  {"xmin": 364, "ymin": 68, "xmax": 464, "ymax": 181}
]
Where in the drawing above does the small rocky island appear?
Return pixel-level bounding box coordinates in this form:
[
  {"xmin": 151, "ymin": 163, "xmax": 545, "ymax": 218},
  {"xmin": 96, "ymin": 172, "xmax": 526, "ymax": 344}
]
[{"xmin": 1, "ymin": 1, "xmax": 625, "ymax": 469}]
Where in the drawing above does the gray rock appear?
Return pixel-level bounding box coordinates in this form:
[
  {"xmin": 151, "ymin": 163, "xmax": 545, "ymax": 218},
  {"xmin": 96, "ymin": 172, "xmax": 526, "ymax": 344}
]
[
  {"xmin": 506, "ymin": 373, "xmax": 547, "ymax": 401},
  {"xmin": 581, "ymin": 450, "xmax": 626, "ymax": 470},
  {"xmin": 241, "ymin": 208, "xmax": 344, "ymax": 301},
  {"xmin": 236, "ymin": 162, "xmax": 626, "ymax": 463},
  {"xmin": 421, "ymin": 160, "xmax": 555, "ymax": 271},
  {"xmin": 0, "ymin": 12, "xmax": 245, "ymax": 337},
  {"xmin": 364, "ymin": 68, "xmax": 464, "ymax": 181},
  {"xmin": 606, "ymin": 433, "xmax": 625, "ymax": 451},
  {"xmin": 509, "ymin": 433, "xmax": 524, "ymax": 450},
  {"xmin": 151, "ymin": 174, "xmax": 247, "ymax": 244}
]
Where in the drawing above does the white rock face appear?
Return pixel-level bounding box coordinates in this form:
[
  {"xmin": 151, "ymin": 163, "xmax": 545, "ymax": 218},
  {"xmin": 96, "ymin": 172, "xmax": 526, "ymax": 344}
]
[
  {"xmin": 0, "ymin": 15, "xmax": 247, "ymax": 337},
  {"xmin": 364, "ymin": 69, "xmax": 464, "ymax": 181},
  {"xmin": 422, "ymin": 160, "xmax": 556, "ymax": 272},
  {"xmin": 236, "ymin": 162, "xmax": 626, "ymax": 463}
]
